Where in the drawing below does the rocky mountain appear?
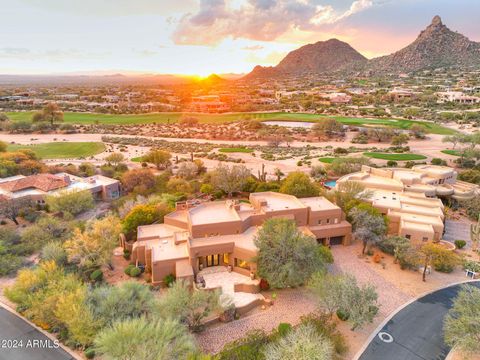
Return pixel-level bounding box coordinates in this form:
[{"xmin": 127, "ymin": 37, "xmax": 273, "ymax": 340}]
[
  {"xmin": 243, "ymin": 39, "xmax": 367, "ymax": 79},
  {"xmin": 244, "ymin": 16, "xmax": 480, "ymax": 79},
  {"xmin": 369, "ymin": 16, "xmax": 480, "ymax": 73}
]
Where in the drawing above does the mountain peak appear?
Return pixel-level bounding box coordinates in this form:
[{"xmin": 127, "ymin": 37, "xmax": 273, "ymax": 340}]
[{"xmin": 431, "ymin": 15, "xmax": 442, "ymax": 26}]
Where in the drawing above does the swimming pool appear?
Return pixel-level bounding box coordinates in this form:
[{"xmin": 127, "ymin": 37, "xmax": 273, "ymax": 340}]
[{"xmin": 324, "ymin": 180, "xmax": 337, "ymax": 188}]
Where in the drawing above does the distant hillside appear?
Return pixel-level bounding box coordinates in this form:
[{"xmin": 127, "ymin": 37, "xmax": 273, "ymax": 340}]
[
  {"xmin": 243, "ymin": 39, "xmax": 367, "ymax": 79},
  {"xmin": 244, "ymin": 16, "xmax": 480, "ymax": 79},
  {"xmin": 369, "ymin": 16, "xmax": 480, "ymax": 73}
]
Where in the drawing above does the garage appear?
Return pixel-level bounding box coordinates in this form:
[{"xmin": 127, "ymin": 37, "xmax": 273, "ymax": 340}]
[{"xmin": 329, "ymin": 236, "xmax": 344, "ymax": 246}]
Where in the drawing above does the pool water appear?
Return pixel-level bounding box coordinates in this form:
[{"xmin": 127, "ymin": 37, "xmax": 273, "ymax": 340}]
[{"xmin": 324, "ymin": 180, "xmax": 337, "ymax": 188}]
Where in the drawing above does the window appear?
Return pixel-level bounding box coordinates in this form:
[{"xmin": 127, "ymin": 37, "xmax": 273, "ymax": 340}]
[
  {"xmin": 405, "ymin": 234, "xmax": 411, "ymax": 240},
  {"xmin": 317, "ymin": 219, "xmax": 322, "ymax": 225},
  {"xmin": 422, "ymin": 237, "xmax": 428, "ymax": 242},
  {"xmin": 223, "ymin": 253, "xmax": 230, "ymax": 265},
  {"xmin": 326, "ymin": 219, "xmax": 330, "ymax": 224},
  {"xmin": 334, "ymin": 218, "xmax": 338, "ymax": 224},
  {"xmin": 235, "ymin": 258, "xmax": 250, "ymax": 270}
]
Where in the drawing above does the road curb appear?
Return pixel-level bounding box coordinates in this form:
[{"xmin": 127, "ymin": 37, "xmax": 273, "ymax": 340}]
[
  {"xmin": 353, "ymin": 279, "xmax": 479, "ymax": 360},
  {"xmin": 0, "ymin": 300, "xmax": 82, "ymax": 360}
]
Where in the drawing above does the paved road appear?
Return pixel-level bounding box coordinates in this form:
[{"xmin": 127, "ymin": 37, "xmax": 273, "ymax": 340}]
[
  {"xmin": 359, "ymin": 281, "xmax": 480, "ymax": 360},
  {"xmin": 0, "ymin": 307, "xmax": 74, "ymax": 360}
]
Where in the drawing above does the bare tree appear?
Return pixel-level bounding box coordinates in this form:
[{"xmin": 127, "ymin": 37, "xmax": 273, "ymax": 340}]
[{"xmin": 0, "ymin": 198, "xmax": 32, "ymax": 225}]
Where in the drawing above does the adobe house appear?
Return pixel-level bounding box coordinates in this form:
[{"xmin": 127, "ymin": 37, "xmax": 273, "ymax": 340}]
[
  {"xmin": 129, "ymin": 192, "xmax": 352, "ymax": 285},
  {"xmin": 336, "ymin": 165, "xmax": 480, "ymax": 242}
]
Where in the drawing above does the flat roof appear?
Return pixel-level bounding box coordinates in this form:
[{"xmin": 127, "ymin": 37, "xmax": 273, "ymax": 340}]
[
  {"xmin": 299, "ymin": 197, "xmax": 339, "ymax": 211},
  {"xmin": 188, "ymin": 201, "xmax": 240, "ymax": 225},
  {"xmin": 137, "ymin": 223, "xmax": 186, "ymax": 241},
  {"xmin": 190, "ymin": 226, "xmax": 258, "ymax": 252},
  {"xmin": 250, "ymin": 192, "xmax": 306, "ymax": 212}
]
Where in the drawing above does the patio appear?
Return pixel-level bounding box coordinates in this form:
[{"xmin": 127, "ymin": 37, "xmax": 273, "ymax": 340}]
[{"xmin": 197, "ymin": 266, "xmax": 264, "ymax": 308}]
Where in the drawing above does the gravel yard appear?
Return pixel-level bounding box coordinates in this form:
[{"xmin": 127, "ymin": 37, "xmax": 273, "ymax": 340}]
[{"xmin": 195, "ymin": 241, "xmax": 468, "ymax": 357}]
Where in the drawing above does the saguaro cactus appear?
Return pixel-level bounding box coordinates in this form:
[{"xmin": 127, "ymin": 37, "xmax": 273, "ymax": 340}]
[{"xmin": 471, "ymin": 215, "xmax": 480, "ymax": 252}]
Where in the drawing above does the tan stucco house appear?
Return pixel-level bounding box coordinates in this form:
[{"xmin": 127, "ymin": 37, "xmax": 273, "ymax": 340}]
[
  {"xmin": 0, "ymin": 172, "xmax": 121, "ymax": 205},
  {"xmin": 129, "ymin": 192, "xmax": 352, "ymax": 285},
  {"xmin": 336, "ymin": 165, "xmax": 479, "ymax": 242}
]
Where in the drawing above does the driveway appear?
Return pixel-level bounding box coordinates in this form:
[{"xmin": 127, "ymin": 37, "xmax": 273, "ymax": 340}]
[
  {"xmin": 0, "ymin": 307, "xmax": 75, "ymax": 360},
  {"xmin": 359, "ymin": 281, "xmax": 480, "ymax": 360}
]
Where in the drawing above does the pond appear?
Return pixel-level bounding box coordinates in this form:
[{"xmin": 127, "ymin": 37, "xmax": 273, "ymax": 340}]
[
  {"xmin": 263, "ymin": 121, "xmax": 315, "ymax": 129},
  {"xmin": 324, "ymin": 180, "xmax": 337, "ymax": 188}
]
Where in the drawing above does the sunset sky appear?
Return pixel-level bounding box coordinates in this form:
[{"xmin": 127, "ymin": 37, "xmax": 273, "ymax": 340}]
[{"xmin": 1, "ymin": 0, "xmax": 480, "ymax": 76}]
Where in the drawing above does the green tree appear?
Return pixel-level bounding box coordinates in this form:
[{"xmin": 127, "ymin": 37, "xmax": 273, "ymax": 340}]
[
  {"xmin": 391, "ymin": 134, "xmax": 409, "ymax": 146},
  {"xmin": 104, "ymin": 152, "xmax": 125, "ymax": 167},
  {"xmin": 122, "ymin": 203, "xmax": 168, "ymax": 238},
  {"xmin": 308, "ymin": 272, "xmax": 347, "ymax": 317},
  {"xmin": 156, "ymin": 280, "xmax": 220, "ymax": 332},
  {"xmin": 279, "ymin": 172, "xmax": 319, "ymax": 198},
  {"xmin": 329, "ymin": 157, "xmax": 370, "ymax": 176},
  {"xmin": 444, "ymin": 285, "xmax": 480, "ymax": 355},
  {"xmin": 312, "ymin": 118, "xmax": 344, "ymax": 139},
  {"xmin": 143, "ymin": 149, "xmax": 171, "ymax": 170},
  {"xmin": 350, "ymin": 208, "xmax": 387, "ymax": 254},
  {"xmin": 32, "ymin": 103, "xmax": 64, "ymax": 126},
  {"xmin": 0, "ymin": 140, "xmax": 7, "ymax": 152},
  {"xmin": 254, "ymin": 218, "xmax": 326, "ymax": 288},
  {"xmin": 210, "ymin": 164, "xmax": 251, "ymax": 197},
  {"xmin": 94, "ymin": 317, "xmax": 197, "ymax": 360},
  {"xmin": 64, "ymin": 215, "xmax": 121, "ymax": 271},
  {"xmin": 46, "ymin": 190, "xmax": 94, "ymax": 216},
  {"xmin": 377, "ymin": 236, "xmax": 410, "ymax": 263},
  {"xmin": 263, "ymin": 323, "xmax": 334, "ymax": 360},
  {"xmin": 78, "ymin": 162, "xmax": 96, "ymax": 177},
  {"xmin": 121, "ymin": 168, "xmax": 156, "ymax": 194}
]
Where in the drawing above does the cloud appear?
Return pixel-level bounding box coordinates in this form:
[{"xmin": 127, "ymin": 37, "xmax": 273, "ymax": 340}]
[
  {"xmin": 172, "ymin": 0, "xmax": 377, "ymax": 45},
  {"xmin": 242, "ymin": 45, "xmax": 265, "ymax": 51},
  {"xmin": 0, "ymin": 47, "xmax": 109, "ymax": 61}
]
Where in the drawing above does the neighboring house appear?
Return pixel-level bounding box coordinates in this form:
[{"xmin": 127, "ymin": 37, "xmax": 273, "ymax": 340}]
[
  {"xmin": 190, "ymin": 95, "xmax": 229, "ymax": 113},
  {"xmin": 336, "ymin": 165, "xmax": 479, "ymax": 242},
  {"xmin": 436, "ymin": 91, "xmax": 480, "ymax": 104},
  {"xmin": 0, "ymin": 173, "xmax": 121, "ymax": 204},
  {"xmin": 128, "ymin": 192, "xmax": 352, "ymax": 285}
]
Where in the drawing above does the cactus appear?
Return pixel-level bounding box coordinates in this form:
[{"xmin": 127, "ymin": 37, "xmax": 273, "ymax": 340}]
[
  {"xmin": 471, "ymin": 215, "xmax": 480, "ymax": 252},
  {"xmin": 258, "ymin": 163, "xmax": 266, "ymax": 182}
]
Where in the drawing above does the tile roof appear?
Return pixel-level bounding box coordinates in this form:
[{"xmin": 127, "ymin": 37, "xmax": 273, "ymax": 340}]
[{"xmin": 0, "ymin": 174, "xmax": 68, "ymax": 193}]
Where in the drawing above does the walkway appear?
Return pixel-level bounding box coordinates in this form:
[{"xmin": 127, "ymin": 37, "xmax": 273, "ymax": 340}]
[
  {"xmin": 358, "ymin": 281, "xmax": 480, "ymax": 360},
  {"xmin": 0, "ymin": 306, "xmax": 75, "ymax": 360}
]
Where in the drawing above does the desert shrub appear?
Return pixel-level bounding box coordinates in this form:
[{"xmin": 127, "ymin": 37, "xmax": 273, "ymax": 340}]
[
  {"xmin": 299, "ymin": 313, "xmax": 348, "ymax": 356},
  {"xmin": 218, "ymin": 330, "xmax": 269, "ymax": 360},
  {"xmin": 463, "ymin": 260, "xmax": 480, "ymax": 272},
  {"xmin": 276, "ymin": 323, "xmax": 292, "ymax": 338},
  {"xmin": 454, "ymin": 240, "xmax": 466, "ymax": 249},
  {"xmin": 40, "ymin": 241, "xmax": 68, "ymax": 266},
  {"xmin": 87, "ymin": 282, "xmax": 155, "ymax": 328},
  {"xmin": 0, "ymin": 254, "xmax": 24, "ymax": 276},
  {"xmin": 90, "ymin": 269, "xmax": 103, "ymax": 283},
  {"xmin": 129, "ymin": 267, "xmax": 141, "ymax": 277},
  {"xmin": 263, "ymin": 323, "xmax": 334, "ymax": 360},
  {"xmin": 84, "ymin": 348, "xmax": 95, "ymax": 359},
  {"xmin": 163, "ymin": 274, "xmax": 175, "ymax": 287},
  {"xmin": 124, "ymin": 264, "xmax": 135, "ymax": 276},
  {"xmin": 123, "ymin": 249, "xmax": 131, "ymax": 260},
  {"xmin": 336, "ymin": 309, "xmax": 350, "ymax": 321},
  {"xmin": 386, "ymin": 160, "xmax": 398, "ymax": 167}
]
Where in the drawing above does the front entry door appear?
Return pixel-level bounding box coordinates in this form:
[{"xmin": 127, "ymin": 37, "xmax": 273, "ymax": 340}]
[{"xmin": 206, "ymin": 254, "xmax": 220, "ymax": 267}]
